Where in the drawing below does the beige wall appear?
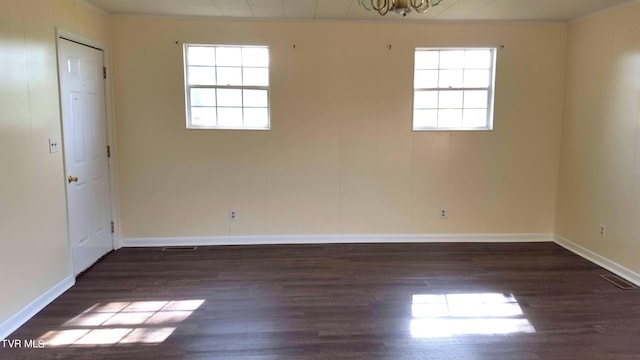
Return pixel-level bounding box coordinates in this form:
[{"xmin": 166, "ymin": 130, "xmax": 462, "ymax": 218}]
[
  {"xmin": 0, "ymin": 0, "xmax": 109, "ymax": 324},
  {"xmin": 557, "ymin": 2, "xmax": 640, "ymax": 273},
  {"xmin": 111, "ymin": 17, "xmax": 566, "ymax": 238}
]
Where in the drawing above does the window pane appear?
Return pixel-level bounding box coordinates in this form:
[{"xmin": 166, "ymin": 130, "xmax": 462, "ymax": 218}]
[
  {"xmin": 216, "ymin": 47, "xmax": 242, "ymax": 66},
  {"xmin": 465, "ymin": 50, "xmax": 491, "ymax": 69},
  {"xmin": 463, "ymin": 90, "xmax": 488, "ymax": 109},
  {"xmin": 217, "ymin": 89, "xmax": 242, "ymax": 107},
  {"xmin": 190, "ymin": 88, "xmax": 216, "ymax": 106},
  {"xmin": 242, "ymin": 47, "xmax": 269, "ymax": 67},
  {"xmin": 415, "ymin": 51, "xmax": 439, "ymax": 69},
  {"xmin": 464, "ymin": 70, "xmax": 490, "ymax": 88},
  {"xmin": 440, "ymin": 50, "xmax": 465, "ymax": 69},
  {"xmin": 191, "ymin": 107, "xmax": 217, "ymax": 126},
  {"xmin": 463, "ymin": 109, "xmax": 488, "ymax": 128},
  {"xmin": 414, "ymin": 70, "xmax": 438, "ymax": 88},
  {"xmin": 244, "ymin": 108, "xmax": 269, "ymax": 128},
  {"xmin": 188, "ymin": 67, "xmax": 216, "ymax": 85},
  {"xmin": 411, "ymin": 47, "xmax": 495, "ymax": 132},
  {"xmin": 217, "ymin": 67, "xmax": 242, "ymax": 86},
  {"xmin": 217, "ymin": 107, "xmax": 243, "ymax": 127},
  {"xmin": 414, "ymin": 91, "xmax": 438, "ymax": 109},
  {"xmin": 243, "ymin": 68, "xmax": 269, "ymax": 86},
  {"xmin": 188, "ymin": 47, "xmax": 215, "ymax": 66},
  {"xmin": 185, "ymin": 45, "xmax": 271, "ymax": 130},
  {"xmin": 243, "ymin": 89, "xmax": 268, "ymax": 107},
  {"xmin": 438, "ymin": 109, "xmax": 463, "ymax": 128},
  {"xmin": 439, "ymin": 91, "xmax": 463, "ymax": 109},
  {"xmin": 439, "ymin": 70, "xmax": 463, "ymax": 88},
  {"xmin": 414, "ymin": 109, "xmax": 437, "ymax": 128}
]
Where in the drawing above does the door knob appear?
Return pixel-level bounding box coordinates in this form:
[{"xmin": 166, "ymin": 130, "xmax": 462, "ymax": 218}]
[{"xmin": 68, "ymin": 176, "xmax": 79, "ymax": 183}]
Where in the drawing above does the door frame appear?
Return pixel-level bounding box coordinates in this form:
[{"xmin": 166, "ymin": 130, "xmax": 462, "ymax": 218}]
[{"xmin": 55, "ymin": 28, "xmax": 120, "ymax": 275}]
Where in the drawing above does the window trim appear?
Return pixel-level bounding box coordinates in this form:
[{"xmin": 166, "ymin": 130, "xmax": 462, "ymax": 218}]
[
  {"xmin": 183, "ymin": 44, "xmax": 271, "ymax": 130},
  {"xmin": 412, "ymin": 47, "xmax": 497, "ymax": 132}
]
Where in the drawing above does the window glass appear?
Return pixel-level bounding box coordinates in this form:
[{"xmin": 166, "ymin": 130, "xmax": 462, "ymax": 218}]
[
  {"xmin": 185, "ymin": 45, "xmax": 270, "ymax": 130},
  {"xmin": 413, "ymin": 48, "xmax": 496, "ymax": 131}
]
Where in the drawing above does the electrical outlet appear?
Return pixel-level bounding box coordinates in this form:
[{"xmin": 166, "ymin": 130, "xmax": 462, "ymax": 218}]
[
  {"xmin": 229, "ymin": 209, "xmax": 238, "ymax": 221},
  {"xmin": 599, "ymin": 224, "xmax": 606, "ymax": 238},
  {"xmin": 440, "ymin": 207, "xmax": 447, "ymax": 219}
]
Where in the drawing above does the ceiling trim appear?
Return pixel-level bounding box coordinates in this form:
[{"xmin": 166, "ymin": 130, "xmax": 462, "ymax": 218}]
[{"xmin": 107, "ymin": 12, "xmax": 567, "ymax": 25}]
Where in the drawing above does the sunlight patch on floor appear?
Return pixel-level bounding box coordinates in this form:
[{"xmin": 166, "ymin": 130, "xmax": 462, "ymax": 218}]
[
  {"xmin": 410, "ymin": 293, "xmax": 535, "ymax": 338},
  {"xmin": 39, "ymin": 300, "xmax": 204, "ymax": 346}
]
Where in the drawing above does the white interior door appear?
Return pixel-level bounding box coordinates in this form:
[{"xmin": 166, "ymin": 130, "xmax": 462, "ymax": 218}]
[{"xmin": 58, "ymin": 38, "xmax": 113, "ymax": 275}]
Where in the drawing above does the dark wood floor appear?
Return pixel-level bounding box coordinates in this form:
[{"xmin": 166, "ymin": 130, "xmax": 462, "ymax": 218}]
[{"xmin": 3, "ymin": 242, "xmax": 640, "ymax": 359}]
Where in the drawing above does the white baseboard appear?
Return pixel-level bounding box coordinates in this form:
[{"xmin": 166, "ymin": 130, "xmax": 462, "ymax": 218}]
[
  {"xmin": 553, "ymin": 234, "xmax": 640, "ymax": 287},
  {"xmin": 0, "ymin": 276, "xmax": 75, "ymax": 340},
  {"xmin": 121, "ymin": 233, "xmax": 553, "ymax": 247},
  {"xmin": 113, "ymin": 235, "xmax": 122, "ymax": 250}
]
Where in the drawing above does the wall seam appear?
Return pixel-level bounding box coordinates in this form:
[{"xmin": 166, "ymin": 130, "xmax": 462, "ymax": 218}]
[{"xmin": 551, "ymin": 22, "xmax": 571, "ymax": 235}]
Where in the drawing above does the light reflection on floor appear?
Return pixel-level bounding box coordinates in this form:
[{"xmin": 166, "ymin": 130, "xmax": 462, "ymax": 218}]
[
  {"xmin": 39, "ymin": 300, "xmax": 204, "ymax": 346},
  {"xmin": 410, "ymin": 293, "xmax": 535, "ymax": 338}
]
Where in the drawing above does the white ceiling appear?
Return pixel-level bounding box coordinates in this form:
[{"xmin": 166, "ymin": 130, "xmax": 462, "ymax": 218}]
[{"xmin": 85, "ymin": 0, "xmax": 633, "ymax": 22}]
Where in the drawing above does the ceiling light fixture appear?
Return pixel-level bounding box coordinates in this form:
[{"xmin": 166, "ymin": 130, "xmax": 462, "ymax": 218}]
[{"xmin": 358, "ymin": 0, "xmax": 443, "ymax": 17}]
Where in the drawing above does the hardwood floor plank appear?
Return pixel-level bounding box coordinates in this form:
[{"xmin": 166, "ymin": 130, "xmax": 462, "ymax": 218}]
[{"xmin": 3, "ymin": 242, "xmax": 640, "ymax": 359}]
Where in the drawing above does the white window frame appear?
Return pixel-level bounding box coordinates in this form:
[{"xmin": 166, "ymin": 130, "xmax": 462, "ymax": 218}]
[
  {"xmin": 413, "ymin": 47, "xmax": 497, "ymax": 131},
  {"xmin": 184, "ymin": 44, "xmax": 270, "ymax": 130}
]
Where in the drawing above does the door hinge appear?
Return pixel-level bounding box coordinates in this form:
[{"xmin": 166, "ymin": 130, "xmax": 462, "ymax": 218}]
[
  {"xmin": 107, "ymin": 145, "xmax": 111, "ymax": 158},
  {"xmin": 111, "ymin": 221, "xmax": 115, "ymax": 234},
  {"xmin": 103, "ymin": 66, "xmax": 107, "ymax": 79}
]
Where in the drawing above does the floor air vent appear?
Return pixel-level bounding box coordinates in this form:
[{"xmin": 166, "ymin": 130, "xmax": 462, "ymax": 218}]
[
  {"xmin": 161, "ymin": 246, "xmax": 198, "ymax": 252},
  {"xmin": 601, "ymin": 274, "xmax": 638, "ymax": 290}
]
